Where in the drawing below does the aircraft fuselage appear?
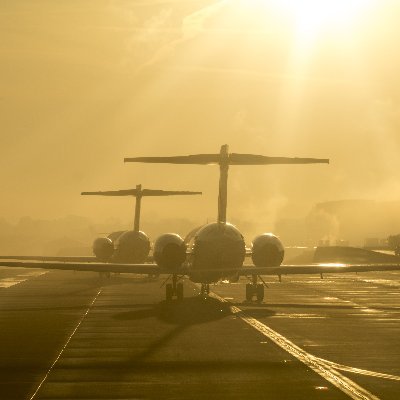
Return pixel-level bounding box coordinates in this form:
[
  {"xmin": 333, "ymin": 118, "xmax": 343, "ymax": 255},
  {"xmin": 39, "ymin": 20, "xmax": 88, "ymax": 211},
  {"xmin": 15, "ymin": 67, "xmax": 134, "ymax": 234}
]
[{"xmin": 185, "ymin": 222, "xmax": 246, "ymax": 283}]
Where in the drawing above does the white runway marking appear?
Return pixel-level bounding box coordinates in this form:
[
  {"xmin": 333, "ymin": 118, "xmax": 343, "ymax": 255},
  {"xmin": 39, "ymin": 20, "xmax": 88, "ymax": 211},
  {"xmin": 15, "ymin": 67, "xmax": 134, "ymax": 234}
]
[
  {"xmin": 29, "ymin": 288, "xmax": 103, "ymax": 400},
  {"xmin": 318, "ymin": 358, "xmax": 400, "ymax": 382},
  {"xmin": 210, "ymin": 291, "xmax": 381, "ymax": 400},
  {"xmin": 355, "ymin": 278, "xmax": 400, "ymax": 288},
  {"xmin": 0, "ymin": 270, "xmax": 48, "ymax": 288}
]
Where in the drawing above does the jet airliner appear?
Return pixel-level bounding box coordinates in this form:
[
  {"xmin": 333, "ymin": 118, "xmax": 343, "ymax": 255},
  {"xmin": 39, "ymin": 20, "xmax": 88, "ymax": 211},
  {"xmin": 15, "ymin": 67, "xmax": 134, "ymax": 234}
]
[
  {"xmin": 0, "ymin": 185, "xmax": 201, "ymax": 265},
  {"xmin": 81, "ymin": 184, "xmax": 201, "ymax": 264},
  {"xmin": 1, "ymin": 145, "xmax": 400, "ymax": 302}
]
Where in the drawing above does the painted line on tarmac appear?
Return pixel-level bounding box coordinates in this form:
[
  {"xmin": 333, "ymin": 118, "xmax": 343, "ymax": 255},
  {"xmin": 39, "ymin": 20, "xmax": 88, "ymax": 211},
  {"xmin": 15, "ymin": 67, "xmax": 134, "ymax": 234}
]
[
  {"xmin": 0, "ymin": 270, "xmax": 48, "ymax": 288},
  {"xmin": 317, "ymin": 358, "xmax": 400, "ymax": 382},
  {"xmin": 354, "ymin": 278, "xmax": 400, "ymax": 289},
  {"xmin": 29, "ymin": 288, "xmax": 103, "ymax": 400},
  {"xmin": 210, "ymin": 291, "xmax": 380, "ymax": 400}
]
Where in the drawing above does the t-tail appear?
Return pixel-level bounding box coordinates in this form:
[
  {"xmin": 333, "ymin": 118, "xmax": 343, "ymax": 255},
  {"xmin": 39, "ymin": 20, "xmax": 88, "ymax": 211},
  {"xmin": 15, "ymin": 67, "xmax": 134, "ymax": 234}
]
[
  {"xmin": 124, "ymin": 145, "xmax": 329, "ymax": 224},
  {"xmin": 82, "ymin": 184, "xmax": 201, "ymax": 231}
]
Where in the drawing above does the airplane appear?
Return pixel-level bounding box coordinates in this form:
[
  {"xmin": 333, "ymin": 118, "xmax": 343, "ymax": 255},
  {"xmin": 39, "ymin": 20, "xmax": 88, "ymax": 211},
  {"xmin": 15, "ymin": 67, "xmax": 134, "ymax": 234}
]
[
  {"xmin": 1, "ymin": 145, "xmax": 400, "ymax": 302},
  {"xmin": 0, "ymin": 184, "xmax": 201, "ymax": 265},
  {"xmin": 80, "ymin": 184, "xmax": 201, "ymax": 263}
]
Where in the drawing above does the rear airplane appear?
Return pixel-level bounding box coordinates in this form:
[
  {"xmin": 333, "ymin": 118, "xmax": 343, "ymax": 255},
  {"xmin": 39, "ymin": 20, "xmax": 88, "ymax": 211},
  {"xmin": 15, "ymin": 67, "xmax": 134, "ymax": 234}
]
[
  {"xmin": 81, "ymin": 184, "xmax": 201, "ymax": 263},
  {"xmin": 1, "ymin": 144, "xmax": 399, "ymax": 302},
  {"xmin": 0, "ymin": 185, "xmax": 201, "ymax": 265}
]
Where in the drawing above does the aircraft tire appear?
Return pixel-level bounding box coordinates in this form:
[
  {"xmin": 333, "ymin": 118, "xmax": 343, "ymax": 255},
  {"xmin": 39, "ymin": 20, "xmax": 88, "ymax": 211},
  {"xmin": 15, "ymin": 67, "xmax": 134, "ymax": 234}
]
[
  {"xmin": 245, "ymin": 283, "xmax": 253, "ymax": 301},
  {"xmin": 256, "ymin": 284, "xmax": 264, "ymax": 302},
  {"xmin": 166, "ymin": 283, "xmax": 173, "ymax": 302},
  {"xmin": 177, "ymin": 282, "xmax": 184, "ymax": 301}
]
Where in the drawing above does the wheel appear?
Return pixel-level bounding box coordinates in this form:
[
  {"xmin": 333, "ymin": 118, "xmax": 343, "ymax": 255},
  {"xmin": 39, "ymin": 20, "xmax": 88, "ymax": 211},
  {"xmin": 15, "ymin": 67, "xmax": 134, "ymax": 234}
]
[
  {"xmin": 166, "ymin": 283, "xmax": 173, "ymax": 302},
  {"xmin": 245, "ymin": 283, "xmax": 254, "ymax": 301},
  {"xmin": 176, "ymin": 282, "xmax": 184, "ymax": 301},
  {"xmin": 256, "ymin": 284, "xmax": 264, "ymax": 302}
]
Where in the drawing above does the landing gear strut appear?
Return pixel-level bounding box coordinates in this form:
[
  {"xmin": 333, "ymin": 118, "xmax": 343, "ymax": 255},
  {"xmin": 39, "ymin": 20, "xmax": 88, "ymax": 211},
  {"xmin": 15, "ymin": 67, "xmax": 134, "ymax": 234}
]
[
  {"xmin": 165, "ymin": 274, "xmax": 184, "ymax": 302},
  {"xmin": 245, "ymin": 274, "xmax": 264, "ymax": 302},
  {"xmin": 200, "ymin": 283, "xmax": 210, "ymax": 297}
]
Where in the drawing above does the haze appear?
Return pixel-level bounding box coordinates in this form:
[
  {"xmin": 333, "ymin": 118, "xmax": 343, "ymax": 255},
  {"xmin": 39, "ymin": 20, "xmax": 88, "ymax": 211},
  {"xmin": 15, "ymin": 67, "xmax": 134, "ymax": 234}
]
[{"xmin": 1, "ymin": 0, "xmax": 400, "ymax": 247}]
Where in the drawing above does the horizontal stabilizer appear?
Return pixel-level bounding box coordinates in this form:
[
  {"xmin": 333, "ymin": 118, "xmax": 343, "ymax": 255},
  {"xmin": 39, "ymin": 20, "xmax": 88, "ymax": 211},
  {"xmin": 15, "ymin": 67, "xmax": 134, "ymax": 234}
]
[
  {"xmin": 125, "ymin": 154, "xmax": 220, "ymax": 165},
  {"xmin": 125, "ymin": 153, "xmax": 329, "ymax": 166},
  {"xmin": 229, "ymin": 154, "xmax": 329, "ymax": 165},
  {"xmin": 82, "ymin": 189, "xmax": 201, "ymax": 197}
]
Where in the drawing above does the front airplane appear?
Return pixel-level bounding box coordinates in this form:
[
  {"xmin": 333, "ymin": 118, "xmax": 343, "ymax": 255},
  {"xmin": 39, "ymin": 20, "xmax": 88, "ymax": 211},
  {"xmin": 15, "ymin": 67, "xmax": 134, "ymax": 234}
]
[{"xmin": 125, "ymin": 144, "xmax": 329, "ymax": 301}]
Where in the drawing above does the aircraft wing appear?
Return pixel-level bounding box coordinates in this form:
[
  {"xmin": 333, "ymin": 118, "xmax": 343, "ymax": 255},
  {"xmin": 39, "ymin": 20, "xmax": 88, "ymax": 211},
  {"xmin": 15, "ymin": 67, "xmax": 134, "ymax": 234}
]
[
  {"xmin": 0, "ymin": 260, "xmax": 174, "ymax": 275},
  {"xmin": 0, "ymin": 255, "xmax": 96, "ymax": 262},
  {"xmin": 239, "ymin": 263, "xmax": 400, "ymax": 276},
  {"xmin": 0, "ymin": 255, "xmax": 154, "ymax": 263},
  {"xmin": 1, "ymin": 259, "xmax": 399, "ymax": 279}
]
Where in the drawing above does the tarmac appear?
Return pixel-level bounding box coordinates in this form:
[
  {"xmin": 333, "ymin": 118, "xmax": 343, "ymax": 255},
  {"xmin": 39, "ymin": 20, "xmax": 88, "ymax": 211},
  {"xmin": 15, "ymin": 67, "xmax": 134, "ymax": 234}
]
[{"xmin": 0, "ymin": 266, "xmax": 399, "ymax": 399}]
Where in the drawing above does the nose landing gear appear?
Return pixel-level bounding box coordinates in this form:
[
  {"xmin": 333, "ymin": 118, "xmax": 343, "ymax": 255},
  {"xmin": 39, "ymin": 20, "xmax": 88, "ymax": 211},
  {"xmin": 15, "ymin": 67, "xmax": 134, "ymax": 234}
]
[
  {"xmin": 245, "ymin": 274, "xmax": 265, "ymax": 302},
  {"xmin": 165, "ymin": 274, "xmax": 184, "ymax": 302}
]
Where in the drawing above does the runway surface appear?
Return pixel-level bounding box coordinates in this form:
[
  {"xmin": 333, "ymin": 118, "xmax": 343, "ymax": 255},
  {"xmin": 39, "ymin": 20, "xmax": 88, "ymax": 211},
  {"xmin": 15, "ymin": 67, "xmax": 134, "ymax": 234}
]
[{"xmin": 0, "ymin": 266, "xmax": 399, "ymax": 399}]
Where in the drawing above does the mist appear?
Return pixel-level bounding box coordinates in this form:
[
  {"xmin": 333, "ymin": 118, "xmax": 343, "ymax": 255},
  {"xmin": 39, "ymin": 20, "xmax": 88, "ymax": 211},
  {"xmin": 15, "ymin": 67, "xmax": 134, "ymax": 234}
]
[{"xmin": 1, "ymin": 0, "xmax": 400, "ymax": 248}]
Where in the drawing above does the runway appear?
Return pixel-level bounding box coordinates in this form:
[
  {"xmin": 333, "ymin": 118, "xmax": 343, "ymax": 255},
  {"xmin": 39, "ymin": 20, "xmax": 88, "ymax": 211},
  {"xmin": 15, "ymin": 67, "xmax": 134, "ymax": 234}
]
[{"xmin": 0, "ymin": 267, "xmax": 399, "ymax": 399}]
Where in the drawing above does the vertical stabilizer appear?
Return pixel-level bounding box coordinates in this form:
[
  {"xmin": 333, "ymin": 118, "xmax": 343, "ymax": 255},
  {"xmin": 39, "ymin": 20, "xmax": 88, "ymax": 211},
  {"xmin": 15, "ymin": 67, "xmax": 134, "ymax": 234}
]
[
  {"xmin": 133, "ymin": 184, "xmax": 142, "ymax": 232},
  {"xmin": 218, "ymin": 144, "xmax": 229, "ymax": 224}
]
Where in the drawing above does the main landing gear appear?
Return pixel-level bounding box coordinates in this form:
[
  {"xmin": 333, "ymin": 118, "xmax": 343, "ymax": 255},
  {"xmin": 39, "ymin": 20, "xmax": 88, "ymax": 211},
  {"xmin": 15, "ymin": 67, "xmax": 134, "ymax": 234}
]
[
  {"xmin": 245, "ymin": 274, "xmax": 265, "ymax": 302},
  {"xmin": 165, "ymin": 274, "xmax": 184, "ymax": 302}
]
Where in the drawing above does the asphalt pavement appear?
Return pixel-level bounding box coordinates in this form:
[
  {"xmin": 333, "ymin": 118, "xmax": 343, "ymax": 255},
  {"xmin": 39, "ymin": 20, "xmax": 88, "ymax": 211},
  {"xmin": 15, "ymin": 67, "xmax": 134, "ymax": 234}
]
[{"xmin": 0, "ymin": 266, "xmax": 398, "ymax": 399}]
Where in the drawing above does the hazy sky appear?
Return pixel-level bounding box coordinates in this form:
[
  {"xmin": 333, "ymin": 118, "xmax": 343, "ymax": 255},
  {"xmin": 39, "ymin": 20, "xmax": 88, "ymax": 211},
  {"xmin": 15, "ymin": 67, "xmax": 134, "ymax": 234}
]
[{"xmin": 1, "ymin": 0, "xmax": 400, "ymax": 235}]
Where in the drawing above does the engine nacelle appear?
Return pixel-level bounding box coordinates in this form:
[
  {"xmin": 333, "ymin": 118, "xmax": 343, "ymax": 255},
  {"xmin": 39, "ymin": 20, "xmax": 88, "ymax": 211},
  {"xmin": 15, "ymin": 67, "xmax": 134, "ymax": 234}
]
[
  {"xmin": 93, "ymin": 237, "xmax": 114, "ymax": 262},
  {"xmin": 153, "ymin": 233, "xmax": 186, "ymax": 270},
  {"xmin": 113, "ymin": 230, "xmax": 150, "ymax": 263},
  {"xmin": 251, "ymin": 233, "xmax": 284, "ymax": 268}
]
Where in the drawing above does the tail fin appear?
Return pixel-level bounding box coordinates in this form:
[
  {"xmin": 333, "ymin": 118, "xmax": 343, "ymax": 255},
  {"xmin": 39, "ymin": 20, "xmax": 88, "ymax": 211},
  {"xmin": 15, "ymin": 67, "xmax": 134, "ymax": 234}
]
[
  {"xmin": 82, "ymin": 185, "xmax": 201, "ymax": 231},
  {"xmin": 125, "ymin": 145, "xmax": 329, "ymax": 224}
]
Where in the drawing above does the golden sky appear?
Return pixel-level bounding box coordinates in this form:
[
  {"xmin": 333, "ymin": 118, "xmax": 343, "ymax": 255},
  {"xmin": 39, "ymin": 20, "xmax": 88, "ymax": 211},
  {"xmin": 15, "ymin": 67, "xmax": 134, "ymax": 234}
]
[{"xmin": 1, "ymin": 0, "xmax": 400, "ymax": 235}]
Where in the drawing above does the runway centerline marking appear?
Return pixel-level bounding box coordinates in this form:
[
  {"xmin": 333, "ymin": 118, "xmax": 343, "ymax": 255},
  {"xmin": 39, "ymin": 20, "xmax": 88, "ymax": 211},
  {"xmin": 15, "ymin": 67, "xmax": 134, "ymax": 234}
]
[
  {"xmin": 29, "ymin": 288, "xmax": 103, "ymax": 400},
  {"xmin": 210, "ymin": 291, "xmax": 381, "ymax": 400}
]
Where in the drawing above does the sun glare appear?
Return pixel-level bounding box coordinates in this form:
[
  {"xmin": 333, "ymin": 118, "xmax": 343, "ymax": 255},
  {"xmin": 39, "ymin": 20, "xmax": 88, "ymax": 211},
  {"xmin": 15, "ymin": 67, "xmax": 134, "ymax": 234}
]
[{"xmin": 270, "ymin": 0, "xmax": 374, "ymax": 41}]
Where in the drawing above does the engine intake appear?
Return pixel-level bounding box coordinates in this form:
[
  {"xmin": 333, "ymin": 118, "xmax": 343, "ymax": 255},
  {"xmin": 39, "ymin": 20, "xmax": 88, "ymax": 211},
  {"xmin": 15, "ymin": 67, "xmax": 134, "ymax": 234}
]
[
  {"xmin": 251, "ymin": 233, "xmax": 284, "ymax": 268},
  {"xmin": 153, "ymin": 233, "xmax": 186, "ymax": 269},
  {"xmin": 93, "ymin": 237, "xmax": 114, "ymax": 262}
]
